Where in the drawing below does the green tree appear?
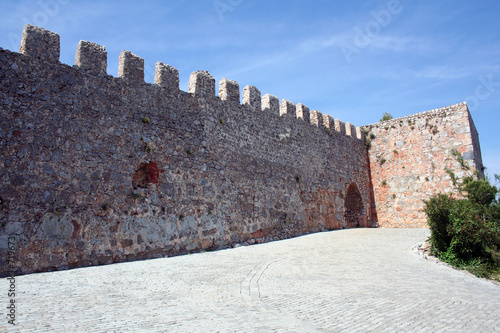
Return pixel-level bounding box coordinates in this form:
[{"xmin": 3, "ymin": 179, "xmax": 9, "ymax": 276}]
[{"xmin": 380, "ymin": 112, "xmax": 393, "ymax": 121}]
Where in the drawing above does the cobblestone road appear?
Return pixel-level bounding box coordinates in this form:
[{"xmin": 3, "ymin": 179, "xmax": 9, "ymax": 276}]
[{"xmin": 1, "ymin": 228, "xmax": 499, "ymax": 332}]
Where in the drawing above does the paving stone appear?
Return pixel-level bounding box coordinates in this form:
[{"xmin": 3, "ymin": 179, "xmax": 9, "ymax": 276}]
[{"xmin": 0, "ymin": 228, "xmax": 499, "ymax": 332}]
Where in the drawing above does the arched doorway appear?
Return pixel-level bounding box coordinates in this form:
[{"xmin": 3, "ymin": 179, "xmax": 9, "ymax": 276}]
[{"xmin": 344, "ymin": 183, "xmax": 365, "ymax": 228}]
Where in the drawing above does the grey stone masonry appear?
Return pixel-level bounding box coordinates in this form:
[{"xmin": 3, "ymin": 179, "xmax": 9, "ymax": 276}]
[
  {"xmin": 346, "ymin": 122, "xmax": 356, "ymax": 137},
  {"xmin": 219, "ymin": 78, "xmax": 240, "ymax": 104},
  {"xmin": 118, "ymin": 50, "xmax": 144, "ymax": 83},
  {"xmin": 335, "ymin": 119, "xmax": 346, "ymax": 135},
  {"xmin": 323, "ymin": 114, "xmax": 334, "ymax": 130},
  {"xmin": 0, "ymin": 24, "xmax": 483, "ymax": 276},
  {"xmin": 75, "ymin": 40, "xmax": 107, "ymax": 75},
  {"xmin": 310, "ymin": 110, "xmax": 324, "ymax": 127},
  {"xmin": 242, "ymin": 85, "xmax": 261, "ymax": 112},
  {"xmin": 262, "ymin": 93, "xmax": 279, "ymax": 114},
  {"xmin": 280, "ymin": 99, "xmax": 295, "ymax": 117},
  {"xmin": 154, "ymin": 61, "xmax": 179, "ymax": 94},
  {"xmin": 296, "ymin": 103, "xmax": 310, "ymax": 123},
  {"xmin": 189, "ymin": 70, "xmax": 215, "ymax": 97},
  {"xmin": 19, "ymin": 24, "xmax": 59, "ymax": 62}
]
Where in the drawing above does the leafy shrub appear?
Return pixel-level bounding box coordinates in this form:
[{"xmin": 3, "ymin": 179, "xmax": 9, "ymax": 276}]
[
  {"xmin": 462, "ymin": 178, "xmax": 497, "ymax": 206},
  {"xmin": 424, "ymin": 150, "xmax": 500, "ymax": 279},
  {"xmin": 424, "ymin": 194, "xmax": 454, "ymax": 254},
  {"xmin": 426, "ymin": 192, "xmax": 500, "ymax": 268},
  {"xmin": 447, "ymin": 199, "xmax": 496, "ymax": 261}
]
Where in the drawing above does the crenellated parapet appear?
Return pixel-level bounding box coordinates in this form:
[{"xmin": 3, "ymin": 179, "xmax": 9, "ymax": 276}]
[
  {"xmin": 11, "ymin": 24, "xmax": 364, "ymax": 142},
  {"xmin": 310, "ymin": 110, "xmax": 324, "ymax": 127},
  {"xmin": 280, "ymin": 99, "xmax": 295, "ymax": 117},
  {"xmin": 155, "ymin": 61, "xmax": 179, "ymax": 94},
  {"xmin": 118, "ymin": 50, "xmax": 144, "ymax": 83},
  {"xmin": 356, "ymin": 127, "xmax": 365, "ymax": 141},
  {"xmin": 75, "ymin": 40, "xmax": 107, "ymax": 75},
  {"xmin": 242, "ymin": 85, "xmax": 261, "ymax": 112},
  {"xmin": 10, "ymin": 24, "xmax": 480, "ymax": 275},
  {"xmin": 335, "ymin": 119, "xmax": 346, "ymax": 135},
  {"xmin": 189, "ymin": 71, "xmax": 215, "ymax": 97},
  {"xmin": 323, "ymin": 114, "xmax": 334, "ymax": 130},
  {"xmin": 219, "ymin": 78, "xmax": 240, "ymax": 104},
  {"xmin": 20, "ymin": 24, "xmax": 59, "ymax": 62},
  {"xmin": 296, "ymin": 103, "xmax": 310, "ymax": 122},
  {"xmin": 345, "ymin": 122, "xmax": 356, "ymax": 137},
  {"xmin": 262, "ymin": 94, "xmax": 279, "ymax": 115}
]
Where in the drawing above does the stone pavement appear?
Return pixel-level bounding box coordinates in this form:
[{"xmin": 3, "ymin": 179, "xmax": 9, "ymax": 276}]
[{"xmin": 1, "ymin": 228, "xmax": 499, "ymax": 332}]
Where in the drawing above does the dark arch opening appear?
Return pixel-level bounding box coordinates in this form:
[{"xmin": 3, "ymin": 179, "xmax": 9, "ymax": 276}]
[{"xmin": 344, "ymin": 183, "xmax": 365, "ymax": 228}]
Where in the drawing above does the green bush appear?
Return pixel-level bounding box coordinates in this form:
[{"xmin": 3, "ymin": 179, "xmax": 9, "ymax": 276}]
[
  {"xmin": 447, "ymin": 199, "xmax": 496, "ymax": 261},
  {"xmin": 426, "ymin": 193, "xmax": 499, "ymax": 269},
  {"xmin": 462, "ymin": 178, "xmax": 497, "ymax": 206},
  {"xmin": 424, "ymin": 194, "xmax": 454, "ymax": 254},
  {"xmin": 424, "ymin": 151, "xmax": 500, "ymax": 279}
]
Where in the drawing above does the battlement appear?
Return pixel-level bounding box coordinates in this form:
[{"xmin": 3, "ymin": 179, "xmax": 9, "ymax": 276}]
[
  {"xmin": 0, "ymin": 24, "xmax": 484, "ymax": 276},
  {"xmin": 11, "ymin": 24, "xmax": 364, "ymax": 141},
  {"xmin": 75, "ymin": 40, "xmax": 107, "ymax": 75},
  {"xmin": 154, "ymin": 61, "xmax": 180, "ymax": 95},
  {"xmin": 19, "ymin": 24, "xmax": 60, "ymax": 62}
]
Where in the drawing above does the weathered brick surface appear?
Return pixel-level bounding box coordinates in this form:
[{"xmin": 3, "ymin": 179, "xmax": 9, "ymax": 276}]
[
  {"xmin": 0, "ymin": 26, "xmax": 371, "ymax": 275},
  {"xmin": 364, "ymin": 102, "xmax": 483, "ymax": 227}
]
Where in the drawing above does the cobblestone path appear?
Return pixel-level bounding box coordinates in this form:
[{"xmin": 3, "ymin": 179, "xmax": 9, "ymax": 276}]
[{"xmin": 1, "ymin": 228, "xmax": 499, "ymax": 332}]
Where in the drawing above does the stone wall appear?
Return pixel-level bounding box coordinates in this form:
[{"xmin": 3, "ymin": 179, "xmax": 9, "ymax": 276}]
[
  {"xmin": 0, "ymin": 25, "xmax": 372, "ymax": 276},
  {"xmin": 364, "ymin": 102, "xmax": 483, "ymax": 228}
]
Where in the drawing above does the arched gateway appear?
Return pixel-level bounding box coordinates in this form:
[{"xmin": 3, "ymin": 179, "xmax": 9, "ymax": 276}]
[{"xmin": 344, "ymin": 183, "xmax": 365, "ymax": 228}]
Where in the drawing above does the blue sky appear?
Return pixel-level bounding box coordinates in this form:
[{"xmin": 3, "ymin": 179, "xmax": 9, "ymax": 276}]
[{"xmin": 1, "ymin": 0, "xmax": 499, "ymax": 178}]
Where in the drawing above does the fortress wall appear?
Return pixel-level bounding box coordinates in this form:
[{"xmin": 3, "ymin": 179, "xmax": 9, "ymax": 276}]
[
  {"xmin": 365, "ymin": 102, "xmax": 483, "ymax": 228},
  {"xmin": 0, "ymin": 25, "xmax": 372, "ymax": 276}
]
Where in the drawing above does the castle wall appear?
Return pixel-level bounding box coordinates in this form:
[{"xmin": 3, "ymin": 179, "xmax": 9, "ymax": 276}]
[
  {"xmin": 0, "ymin": 25, "xmax": 372, "ymax": 276},
  {"xmin": 365, "ymin": 102, "xmax": 483, "ymax": 228}
]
